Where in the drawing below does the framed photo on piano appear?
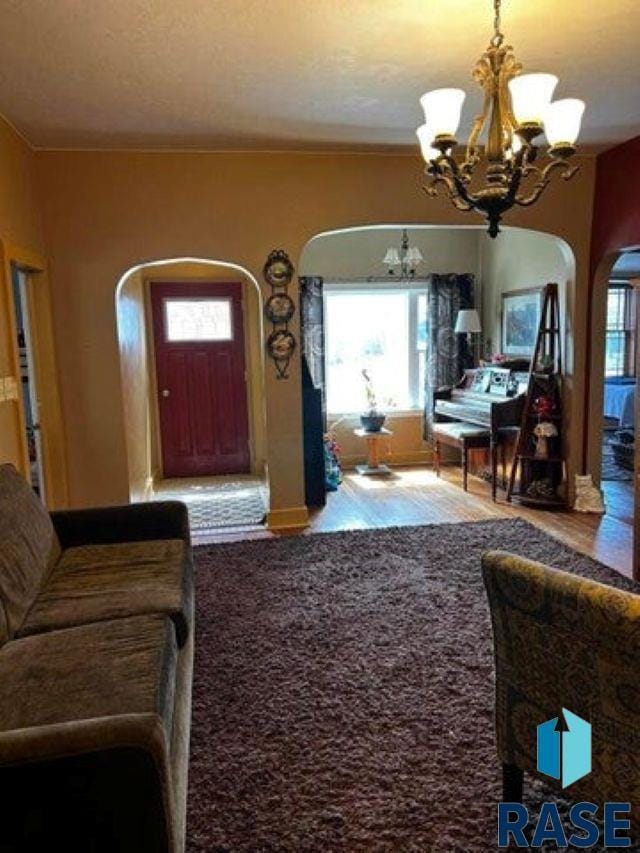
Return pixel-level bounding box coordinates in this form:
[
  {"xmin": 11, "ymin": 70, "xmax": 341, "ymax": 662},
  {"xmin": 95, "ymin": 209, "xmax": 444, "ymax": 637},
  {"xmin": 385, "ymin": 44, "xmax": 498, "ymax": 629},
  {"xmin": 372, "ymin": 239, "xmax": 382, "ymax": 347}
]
[{"xmin": 501, "ymin": 288, "xmax": 543, "ymax": 357}]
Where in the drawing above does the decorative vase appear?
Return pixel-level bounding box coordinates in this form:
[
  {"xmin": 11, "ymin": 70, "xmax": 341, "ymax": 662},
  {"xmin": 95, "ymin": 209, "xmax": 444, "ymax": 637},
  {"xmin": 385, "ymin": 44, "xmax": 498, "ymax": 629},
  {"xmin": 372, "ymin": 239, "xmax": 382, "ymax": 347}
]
[{"xmin": 360, "ymin": 414, "xmax": 386, "ymax": 433}]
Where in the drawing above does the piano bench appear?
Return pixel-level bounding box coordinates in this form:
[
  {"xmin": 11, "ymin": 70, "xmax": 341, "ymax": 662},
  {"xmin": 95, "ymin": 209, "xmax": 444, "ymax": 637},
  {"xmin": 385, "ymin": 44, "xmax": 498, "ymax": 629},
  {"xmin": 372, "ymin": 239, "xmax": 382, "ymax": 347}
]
[{"xmin": 432, "ymin": 423, "xmax": 491, "ymax": 492}]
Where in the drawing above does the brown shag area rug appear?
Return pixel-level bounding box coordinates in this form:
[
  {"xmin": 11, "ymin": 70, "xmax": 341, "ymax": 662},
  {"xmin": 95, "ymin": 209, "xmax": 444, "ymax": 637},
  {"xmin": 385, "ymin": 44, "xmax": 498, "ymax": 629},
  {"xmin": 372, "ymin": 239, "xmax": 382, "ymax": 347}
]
[{"xmin": 187, "ymin": 518, "xmax": 637, "ymax": 852}]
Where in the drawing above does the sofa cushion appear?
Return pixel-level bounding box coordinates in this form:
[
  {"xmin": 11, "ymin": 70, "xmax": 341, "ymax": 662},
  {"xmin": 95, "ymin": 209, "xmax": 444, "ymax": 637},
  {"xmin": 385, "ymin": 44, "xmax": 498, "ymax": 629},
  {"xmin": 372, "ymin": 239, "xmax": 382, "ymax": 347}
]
[
  {"xmin": 0, "ymin": 464, "xmax": 60, "ymax": 644},
  {"xmin": 0, "ymin": 614, "xmax": 177, "ymax": 770},
  {"xmin": 18, "ymin": 539, "xmax": 192, "ymax": 646},
  {"xmin": 0, "ymin": 613, "xmax": 177, "ymax": 735}
]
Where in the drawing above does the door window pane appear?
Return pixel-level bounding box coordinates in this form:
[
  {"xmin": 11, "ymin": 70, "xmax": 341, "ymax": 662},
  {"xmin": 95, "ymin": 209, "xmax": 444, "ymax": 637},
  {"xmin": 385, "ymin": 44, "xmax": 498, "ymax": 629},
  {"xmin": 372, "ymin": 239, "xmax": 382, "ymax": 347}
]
[{"xmin": 165, "ymin": 299, "xmax": 232, "ymax": 342}]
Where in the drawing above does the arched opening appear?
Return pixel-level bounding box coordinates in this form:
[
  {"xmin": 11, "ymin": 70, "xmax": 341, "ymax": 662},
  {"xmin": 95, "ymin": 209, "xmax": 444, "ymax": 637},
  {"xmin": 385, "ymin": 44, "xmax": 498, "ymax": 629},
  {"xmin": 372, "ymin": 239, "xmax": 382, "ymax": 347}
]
[
  {"xmin": 298, "ymin": 223, "xmax": 578, "ymax": 524},
  {"xmin": 588, "ymin": 248, "xmax": 639, "ymax": 575},
  {"xmin": 115, "ymin": 257, "xmax": 268, "ymax": 534}
]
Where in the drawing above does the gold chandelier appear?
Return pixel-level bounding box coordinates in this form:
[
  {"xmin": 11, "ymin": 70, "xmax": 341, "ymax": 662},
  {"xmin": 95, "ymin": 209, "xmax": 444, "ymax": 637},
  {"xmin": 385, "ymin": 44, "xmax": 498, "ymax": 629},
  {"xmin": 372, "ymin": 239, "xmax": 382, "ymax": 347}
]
[{"xmin": 416, "ymin": 0, "xmax": 585, "ymax": 238}]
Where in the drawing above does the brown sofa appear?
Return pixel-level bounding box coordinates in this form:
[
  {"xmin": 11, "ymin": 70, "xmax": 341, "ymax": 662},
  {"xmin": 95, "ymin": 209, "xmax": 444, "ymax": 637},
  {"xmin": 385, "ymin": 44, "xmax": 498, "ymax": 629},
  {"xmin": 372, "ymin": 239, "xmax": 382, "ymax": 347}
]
[{"xmin": 0, "ymin": 464, "xmax": 194, "ymax": 853}]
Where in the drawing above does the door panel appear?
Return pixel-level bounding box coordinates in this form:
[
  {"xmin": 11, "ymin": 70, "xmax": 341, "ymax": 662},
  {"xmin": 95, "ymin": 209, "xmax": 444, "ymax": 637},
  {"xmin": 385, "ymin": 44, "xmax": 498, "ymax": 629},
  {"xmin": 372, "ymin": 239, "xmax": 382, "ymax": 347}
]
[{"xmin": 151, "ymin": 281, "xmax": 250, "ymax": 478}]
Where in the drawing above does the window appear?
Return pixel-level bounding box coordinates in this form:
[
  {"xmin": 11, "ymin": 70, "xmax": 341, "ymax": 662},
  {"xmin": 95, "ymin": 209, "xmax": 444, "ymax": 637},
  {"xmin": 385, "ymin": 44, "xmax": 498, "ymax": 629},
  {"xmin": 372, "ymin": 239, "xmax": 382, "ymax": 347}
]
[
  {"xmin": 605, "ymin": 285, "xmax": 635, "ymax": 377},
  {"xmin": 164, "ymin": 298, "xmax": 233, "ymax": 342},
  {"xmin": 324, "ymin": 285, "xmax": 428, "ymax": 414}
]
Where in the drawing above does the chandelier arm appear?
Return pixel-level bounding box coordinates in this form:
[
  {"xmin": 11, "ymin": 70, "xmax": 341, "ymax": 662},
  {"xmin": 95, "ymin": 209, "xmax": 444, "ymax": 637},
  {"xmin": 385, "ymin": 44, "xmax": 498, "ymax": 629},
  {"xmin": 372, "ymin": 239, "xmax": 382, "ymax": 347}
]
[
  {"xmin": 439, "ymin": 154, "xmax": 481, "ymax": 203},
  {"xmin": 466, "ymin": 86, "xmax": 491, "ymax": 160},
  {"xmin": 514, "ymin": 159, "xmax": 580, "ymax": 207},
  {"xmin": 424, "ymin": 171, "xmax": 476, "ymax": 212}
]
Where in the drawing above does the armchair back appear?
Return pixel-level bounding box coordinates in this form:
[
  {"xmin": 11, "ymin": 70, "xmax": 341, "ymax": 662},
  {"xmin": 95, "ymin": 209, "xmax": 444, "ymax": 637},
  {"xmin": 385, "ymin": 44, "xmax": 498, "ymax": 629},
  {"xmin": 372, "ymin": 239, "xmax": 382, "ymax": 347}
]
[{"xmin": 482, "ymin": 549, "xmax": 640, "ymax": 808}]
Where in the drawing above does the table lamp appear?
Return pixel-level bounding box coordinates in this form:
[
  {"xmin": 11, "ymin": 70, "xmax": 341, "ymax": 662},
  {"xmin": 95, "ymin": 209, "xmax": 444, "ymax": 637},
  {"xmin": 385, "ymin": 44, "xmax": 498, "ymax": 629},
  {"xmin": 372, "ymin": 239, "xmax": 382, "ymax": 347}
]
[{"xmin": 455, "ymin": 309, "xmax": 482, "ymax": 364}]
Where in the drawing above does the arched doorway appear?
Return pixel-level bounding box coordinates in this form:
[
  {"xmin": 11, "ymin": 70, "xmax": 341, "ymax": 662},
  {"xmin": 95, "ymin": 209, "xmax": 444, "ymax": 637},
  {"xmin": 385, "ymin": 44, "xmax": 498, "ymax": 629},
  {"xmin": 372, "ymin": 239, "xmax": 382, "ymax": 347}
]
[
  {"xmin": 588, "ymin": 248, "xmax": 640, "ymax": 578},
  {"xmin": 115, "ymin": 257, "xmax": 268, "ymax": 535},
  {"xmin": 299, "ymin": 223, "xmax": 575, "ymax": 491}
]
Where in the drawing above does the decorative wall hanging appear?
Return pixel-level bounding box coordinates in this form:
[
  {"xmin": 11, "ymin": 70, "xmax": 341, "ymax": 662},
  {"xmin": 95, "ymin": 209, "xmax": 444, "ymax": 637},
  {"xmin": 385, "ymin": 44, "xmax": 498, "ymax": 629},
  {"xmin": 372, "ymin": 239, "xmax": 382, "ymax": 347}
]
[
  {"xmin": 263, "ymin": 250, "xmax": 294, "ymax": 288},
  {"xmin": 263, "ymin": 249, "xmax": 296, "ymax": 378},
  {"xmin": 265, "ymin": 292, "xmax": 295, "ymax": 325}
]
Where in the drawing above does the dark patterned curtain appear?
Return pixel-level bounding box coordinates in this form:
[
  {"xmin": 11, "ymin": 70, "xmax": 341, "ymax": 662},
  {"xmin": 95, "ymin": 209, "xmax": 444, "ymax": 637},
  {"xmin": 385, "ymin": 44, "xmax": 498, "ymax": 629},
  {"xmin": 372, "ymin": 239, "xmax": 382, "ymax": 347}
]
[
  {"xmin": 299, "ymin": 276, "xmax": 325, "ymax": 405},
  {"xmin": 423, "ymin": 273, "xmax": 474, "ymax": 441}
]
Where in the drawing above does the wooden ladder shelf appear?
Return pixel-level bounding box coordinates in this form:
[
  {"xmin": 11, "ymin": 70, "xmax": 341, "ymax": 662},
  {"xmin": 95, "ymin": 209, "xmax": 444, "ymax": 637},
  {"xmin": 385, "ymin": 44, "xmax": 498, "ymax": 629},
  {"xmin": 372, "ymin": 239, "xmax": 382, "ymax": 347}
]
[{"xmin": 506, "ymin": 282, "xmax": 566, "ymax": 509}]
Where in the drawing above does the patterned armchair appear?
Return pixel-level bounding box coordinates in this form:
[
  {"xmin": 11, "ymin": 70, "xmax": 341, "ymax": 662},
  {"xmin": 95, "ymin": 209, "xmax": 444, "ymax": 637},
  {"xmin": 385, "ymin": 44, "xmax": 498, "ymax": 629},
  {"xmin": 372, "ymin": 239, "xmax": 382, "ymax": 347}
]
[{"xmin": 482, "ymin": 550, "xmax": 640, "ymax": 822}]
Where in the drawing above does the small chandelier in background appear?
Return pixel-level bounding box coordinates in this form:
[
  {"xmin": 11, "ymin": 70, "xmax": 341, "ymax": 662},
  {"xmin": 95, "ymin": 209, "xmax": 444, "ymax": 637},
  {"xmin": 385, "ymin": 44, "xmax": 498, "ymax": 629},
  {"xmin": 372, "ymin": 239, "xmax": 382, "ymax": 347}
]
[
  {"xmin": 383, "ymin": 229, "xmax": 424, "ymax": 278},
  {"xmin": 416, "ymin": 0, "xmax": 585, "ymax": 238}
]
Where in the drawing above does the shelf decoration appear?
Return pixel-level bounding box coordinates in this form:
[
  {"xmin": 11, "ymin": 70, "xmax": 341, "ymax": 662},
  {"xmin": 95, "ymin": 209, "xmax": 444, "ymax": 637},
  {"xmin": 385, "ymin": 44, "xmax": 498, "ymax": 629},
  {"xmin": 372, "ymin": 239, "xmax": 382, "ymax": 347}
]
[{"xmin": 263, "ymin": 249, "xmax": 296, "ymax": 379}]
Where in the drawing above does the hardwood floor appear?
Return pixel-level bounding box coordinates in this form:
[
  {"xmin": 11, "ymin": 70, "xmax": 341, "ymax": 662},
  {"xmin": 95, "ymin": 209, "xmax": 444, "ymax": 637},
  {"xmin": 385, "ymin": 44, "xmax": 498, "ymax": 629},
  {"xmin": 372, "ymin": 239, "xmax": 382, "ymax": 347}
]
[
  {"xmin": 601, "ymin": 479, "xmax": 634, "ymax": 526},
  {"xmin": 194, "ymin": 465, "xmax": 635, "ymax": 579}
]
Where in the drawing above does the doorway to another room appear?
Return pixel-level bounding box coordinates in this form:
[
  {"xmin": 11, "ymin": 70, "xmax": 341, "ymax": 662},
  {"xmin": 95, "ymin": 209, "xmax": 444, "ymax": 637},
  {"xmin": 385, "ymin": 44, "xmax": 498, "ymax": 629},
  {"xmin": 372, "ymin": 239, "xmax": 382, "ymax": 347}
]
[
  {"xmin": 150, "ymin": 281, "xmax": 250, "ymax": 477},
  {"xmin": 116, "ymin": 259, "xmax": 268, "ymax": 537},
  {"xmin": 599, "ymin": 253, "xmax": 638, "ymax": 531},
  {"xmin": 11, "ymin": 266, "xmax": 46, "ymax": 501}
]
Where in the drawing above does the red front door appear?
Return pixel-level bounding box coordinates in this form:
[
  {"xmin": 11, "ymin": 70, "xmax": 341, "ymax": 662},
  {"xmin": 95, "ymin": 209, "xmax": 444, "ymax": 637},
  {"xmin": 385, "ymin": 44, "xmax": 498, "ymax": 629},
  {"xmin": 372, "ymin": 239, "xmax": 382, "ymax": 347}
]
[{"xmin": 151, "ymin": 281, "xmax": 250, "ymax": 478}]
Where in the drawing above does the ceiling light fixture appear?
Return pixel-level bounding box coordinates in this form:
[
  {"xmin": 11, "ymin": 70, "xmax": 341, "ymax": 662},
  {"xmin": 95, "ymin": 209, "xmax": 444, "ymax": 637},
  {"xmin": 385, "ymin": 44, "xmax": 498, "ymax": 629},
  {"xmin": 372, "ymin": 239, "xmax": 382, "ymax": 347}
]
[
  {"xmin": 383, "ymin": 229, "xmax": 423, "ymax": 278},
  {"xmin": 416, "ymin": 0, "xmax": 585, "ymax": 238}
]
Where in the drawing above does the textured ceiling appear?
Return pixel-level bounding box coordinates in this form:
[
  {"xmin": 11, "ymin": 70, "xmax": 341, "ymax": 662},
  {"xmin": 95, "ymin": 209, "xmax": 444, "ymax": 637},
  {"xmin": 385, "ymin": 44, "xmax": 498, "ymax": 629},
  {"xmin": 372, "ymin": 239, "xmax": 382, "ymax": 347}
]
[{"xmin": 0, "ymin": 0, "xmax": 638, "ymax": 151}]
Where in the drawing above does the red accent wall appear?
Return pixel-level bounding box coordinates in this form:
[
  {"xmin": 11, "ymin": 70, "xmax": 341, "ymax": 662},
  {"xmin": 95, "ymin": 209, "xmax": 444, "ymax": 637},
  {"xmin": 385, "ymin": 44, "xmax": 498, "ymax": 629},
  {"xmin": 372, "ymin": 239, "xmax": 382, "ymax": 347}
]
[{"xmin": 590, "ymin": 135, "xmax": 640, "ymax": 274}]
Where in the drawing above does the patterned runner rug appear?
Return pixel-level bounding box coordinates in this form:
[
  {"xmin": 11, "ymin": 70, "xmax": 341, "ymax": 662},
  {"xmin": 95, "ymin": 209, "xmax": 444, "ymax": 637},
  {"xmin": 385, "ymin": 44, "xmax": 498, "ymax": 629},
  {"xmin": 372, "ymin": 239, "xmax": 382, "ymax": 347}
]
[{"xmin": 154, "ymin": 476, "xmax": 267, "ymax": 530}]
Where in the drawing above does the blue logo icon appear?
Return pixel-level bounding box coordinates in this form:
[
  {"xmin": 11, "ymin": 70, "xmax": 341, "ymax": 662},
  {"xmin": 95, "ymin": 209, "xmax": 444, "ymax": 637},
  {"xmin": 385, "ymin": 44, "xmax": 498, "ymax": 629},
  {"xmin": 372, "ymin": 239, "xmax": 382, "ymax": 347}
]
[{"xmin": 537, "ymin": 708, "xmax": 591, "ymax": 789}]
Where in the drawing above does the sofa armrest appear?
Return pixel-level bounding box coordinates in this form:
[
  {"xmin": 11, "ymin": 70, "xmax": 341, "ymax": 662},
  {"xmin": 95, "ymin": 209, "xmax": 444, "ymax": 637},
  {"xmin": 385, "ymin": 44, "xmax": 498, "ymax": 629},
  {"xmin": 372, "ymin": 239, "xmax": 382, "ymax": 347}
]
[{"xmin": 50, "ymin": 501, "xmax": 191, "ymax": 549}]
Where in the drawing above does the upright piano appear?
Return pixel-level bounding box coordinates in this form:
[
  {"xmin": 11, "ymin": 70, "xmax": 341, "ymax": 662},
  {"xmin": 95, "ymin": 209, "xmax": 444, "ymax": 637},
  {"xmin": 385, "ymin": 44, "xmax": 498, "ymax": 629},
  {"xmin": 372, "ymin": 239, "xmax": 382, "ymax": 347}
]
[{"xmin": 433, "ymin": 364, "xmax": 530, "ymax": 499}]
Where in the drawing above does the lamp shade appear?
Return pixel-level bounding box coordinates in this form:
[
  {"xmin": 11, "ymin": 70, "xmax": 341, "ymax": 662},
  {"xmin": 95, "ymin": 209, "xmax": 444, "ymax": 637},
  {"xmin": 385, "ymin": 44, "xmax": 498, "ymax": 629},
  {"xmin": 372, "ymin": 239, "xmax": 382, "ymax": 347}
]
[
  {"xmin": 406, "ymin": 246, "xmax": 424, "ymax": 264},
  {"xmin": 416, "ymin": 124, "xmax": 439, "ymax": 162},
  {"xmin": 454, "ymin": 309, "xmax": 482, "ymax": 334},
  {"xmin": 383, "ymin": 248, "xmax": 401, "ymax": 266},
  {"xmin": 543, "ymin": 98, "xmax": 585, "ymax": 146},
  {"xmin": 419, "ymin": 89, "xmax": 466, "ymax": 138},
  {"xmin": 508, "ymin": 73, "xmax": 557, "ymax": 125}
]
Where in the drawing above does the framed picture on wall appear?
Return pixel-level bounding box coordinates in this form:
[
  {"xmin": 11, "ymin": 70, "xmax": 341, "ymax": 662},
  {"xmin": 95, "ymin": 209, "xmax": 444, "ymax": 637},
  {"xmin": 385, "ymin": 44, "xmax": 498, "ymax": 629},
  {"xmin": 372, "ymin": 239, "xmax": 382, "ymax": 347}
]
[{"xmin": 501, "ymin": 288, "xmax": 543, "ymax": 356}]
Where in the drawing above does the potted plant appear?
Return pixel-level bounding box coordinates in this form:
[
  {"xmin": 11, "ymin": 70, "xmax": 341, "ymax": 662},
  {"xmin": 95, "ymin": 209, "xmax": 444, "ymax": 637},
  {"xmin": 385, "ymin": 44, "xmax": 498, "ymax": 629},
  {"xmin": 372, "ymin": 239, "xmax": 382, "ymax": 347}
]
[{"xmin": 360, "ymin": 369, "xmax": 387, "ymax": 432}]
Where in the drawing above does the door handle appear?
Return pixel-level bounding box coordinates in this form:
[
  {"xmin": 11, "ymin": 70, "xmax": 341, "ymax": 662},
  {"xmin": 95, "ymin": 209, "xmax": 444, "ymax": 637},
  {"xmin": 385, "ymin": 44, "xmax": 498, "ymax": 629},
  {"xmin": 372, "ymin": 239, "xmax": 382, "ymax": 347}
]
[{"xmin": 161, "ymin": 389, "xmax": 170, "ymax": 398}]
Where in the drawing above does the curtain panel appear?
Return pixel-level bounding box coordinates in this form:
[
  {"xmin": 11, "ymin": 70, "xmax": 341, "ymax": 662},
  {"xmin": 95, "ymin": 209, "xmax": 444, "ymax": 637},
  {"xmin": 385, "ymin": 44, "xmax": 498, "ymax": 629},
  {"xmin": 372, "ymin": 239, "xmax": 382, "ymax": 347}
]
[
  {"xmin": 423, "ymin": 273, "xmax": 474, "ymax": 441},
  {"xmin": 299, "ymin": 276, "xmax": 325, "ymax": 402}
]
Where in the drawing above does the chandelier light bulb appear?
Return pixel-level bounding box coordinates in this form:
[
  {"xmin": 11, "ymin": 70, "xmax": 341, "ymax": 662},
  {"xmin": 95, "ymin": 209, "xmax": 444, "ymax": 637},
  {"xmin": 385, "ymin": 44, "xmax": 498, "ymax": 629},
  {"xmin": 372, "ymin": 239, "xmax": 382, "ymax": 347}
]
[
  {"xmin": 416, "ymin": 124, "xmax": 439, "ymax": 162},
  {"xmin": 543, "ymin": 98, "xmax": 586, "ymax": 146},
  {"xmin": 508, "ymin": 73, "xmax": 558, "ymax": 126},
  {"xmin": 419, "ymin": 89, "xmax": 466, "ymax": 139}
]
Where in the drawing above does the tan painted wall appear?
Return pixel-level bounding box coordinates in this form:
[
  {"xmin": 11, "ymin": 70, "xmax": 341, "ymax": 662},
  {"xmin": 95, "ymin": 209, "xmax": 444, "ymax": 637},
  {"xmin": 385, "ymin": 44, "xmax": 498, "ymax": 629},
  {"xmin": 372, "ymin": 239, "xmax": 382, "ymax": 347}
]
[
  {"xmin": 34, "ymin": 150, "xmax": 596, "ymax": 510},
  {"xmin": 116, "ymin": 259, "xmax": 267, "ymax": 500},
  {"xmin": 301, "ymin": 226, "xmax": 483, "ymax": 279},
  {"xmin": 116, "ymin": 268, "xmax": 152, "ymax": 501},
  {"xmin": 479, "ymin": 229, "xmax": 572, "ymax": 362}
]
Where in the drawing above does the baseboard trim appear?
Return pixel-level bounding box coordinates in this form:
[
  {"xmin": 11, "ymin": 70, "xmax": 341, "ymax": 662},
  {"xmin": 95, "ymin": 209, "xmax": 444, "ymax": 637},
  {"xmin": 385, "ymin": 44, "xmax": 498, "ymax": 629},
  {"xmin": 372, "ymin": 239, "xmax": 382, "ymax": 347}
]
[{"xmin": 267, "ymin": 506, "xmax": 309, "ymax": 532}]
